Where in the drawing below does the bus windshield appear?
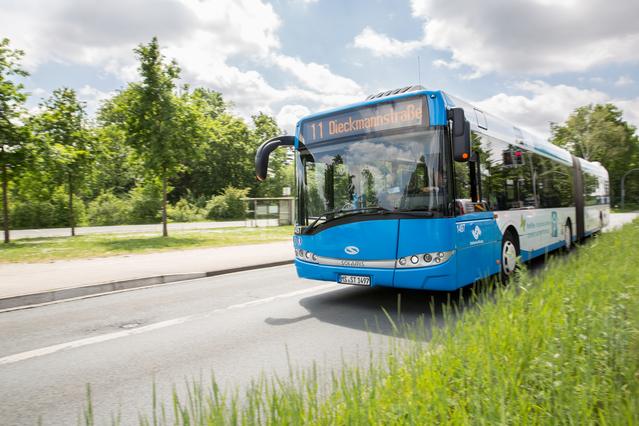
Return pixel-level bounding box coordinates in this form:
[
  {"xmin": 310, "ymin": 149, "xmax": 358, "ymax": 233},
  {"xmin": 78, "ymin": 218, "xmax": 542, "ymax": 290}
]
[{"xmin": 296, "ymin": 127, "xmax": 451, "ymax": 227}]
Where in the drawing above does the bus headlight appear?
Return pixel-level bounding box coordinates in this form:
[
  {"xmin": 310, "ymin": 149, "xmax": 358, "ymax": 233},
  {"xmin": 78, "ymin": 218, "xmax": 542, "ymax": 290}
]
[
  {"xmin": 396, "ymin": 250, "xmax": 454, "ymax": 268},
  {"xmin": 295, "ymin": 249, "xmax": 319, "ymax": 264}
]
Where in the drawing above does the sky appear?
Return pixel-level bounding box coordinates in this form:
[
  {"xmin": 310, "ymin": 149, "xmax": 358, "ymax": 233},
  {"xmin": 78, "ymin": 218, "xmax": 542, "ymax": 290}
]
[{"xmin": 2, "ymin": 0, "xmax": 639, "ymax": 139}]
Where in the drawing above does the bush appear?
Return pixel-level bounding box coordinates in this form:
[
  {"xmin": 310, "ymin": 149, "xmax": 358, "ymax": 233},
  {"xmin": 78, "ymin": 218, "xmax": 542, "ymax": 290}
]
[
  {"xmin": 166, "ymin": 199, "xmax": 203, "ymax": 223},
  {"xmin": 10, "ymin": 200, "xmax": 58, "ymax": 229},
  {"xmin": 87, "ymin": 193, "xmax": 129, "ymax": 226},
  {"xmin": 205, "ymin": 186, "xmax": 249, "ymax": 220},
  {"xmin": 127, "ymin": 184, "xmax": 162, "ymax": 224},
  {"xmin": 205, "ymin": 196, "xmax": 228, "ymax": 220},
  {"xmin": 10, "ymin": 187, "xmax": 87, "ymax": 229}
]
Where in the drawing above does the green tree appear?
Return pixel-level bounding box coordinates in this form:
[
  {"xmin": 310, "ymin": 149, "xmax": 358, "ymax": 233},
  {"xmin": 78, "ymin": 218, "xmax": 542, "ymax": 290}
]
[
  {"xmin": 550, "ymin": 104, "xmax": 639, "ymax": 205},
  {"xmin": 191, "ymin": 87, "xmax": 226, "ymax": 120},
  {"xmin": 89, "ymin": 125, "xmax": 140, "ymax": 198},
  {"xmin": 0, "ymin": 38, "xmax": 31, "ymax": 243},
  {"xmin": 124, "ymin": 37, "xmax": 205, "ymax": 236},
  {"xmin": 251, "ymin": 112, "xmax": 293, "ymax": 198},
  {"xmin": 31, "ymin": 87, "xmax": 95, "ymax": 235},
  {"xmin": 176, "ymin": 111, "xmax": 253, "ymax": 201}
]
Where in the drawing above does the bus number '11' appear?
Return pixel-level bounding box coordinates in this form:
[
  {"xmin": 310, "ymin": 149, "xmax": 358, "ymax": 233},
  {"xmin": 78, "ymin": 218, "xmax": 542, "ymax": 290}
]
[{"xmin": 311, "ymin": 122, "xmax": 323, "ymax": 140}]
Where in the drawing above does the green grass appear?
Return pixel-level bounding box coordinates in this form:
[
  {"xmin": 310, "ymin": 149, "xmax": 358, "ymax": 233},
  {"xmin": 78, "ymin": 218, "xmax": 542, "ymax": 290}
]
[
  {"xmin": 0, "ymin": 226, "xmax": 293, "ymax": 264},
  {"xmin": 80, "ymin": 219, "xmax": 639, "ymax": 425}
]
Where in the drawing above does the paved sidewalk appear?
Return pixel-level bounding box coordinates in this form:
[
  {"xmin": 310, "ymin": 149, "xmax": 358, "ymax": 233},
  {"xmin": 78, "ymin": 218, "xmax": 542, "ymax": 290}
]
[{"xmin": 0, "ymin": 241, "xmax": 293, "ymax": 310}]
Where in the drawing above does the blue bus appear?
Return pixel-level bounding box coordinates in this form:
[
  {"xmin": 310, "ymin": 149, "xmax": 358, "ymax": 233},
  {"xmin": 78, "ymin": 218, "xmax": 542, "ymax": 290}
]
[{"xmin": 255, "ymin": 85, "xmax": 610, "ymax": 290}]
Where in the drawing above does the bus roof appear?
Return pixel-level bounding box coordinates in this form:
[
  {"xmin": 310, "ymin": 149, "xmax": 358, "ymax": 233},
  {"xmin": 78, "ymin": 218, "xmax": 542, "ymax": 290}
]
[{"xmin": 294, "ymin": 87, "xmax": 607, "ymax": 179}]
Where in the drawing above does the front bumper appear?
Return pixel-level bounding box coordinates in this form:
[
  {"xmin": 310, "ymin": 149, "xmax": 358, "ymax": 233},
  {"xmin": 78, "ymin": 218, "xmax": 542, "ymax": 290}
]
[{"xmin": 294, "ymin": 252, "xmax": 458, "ymax": 291}]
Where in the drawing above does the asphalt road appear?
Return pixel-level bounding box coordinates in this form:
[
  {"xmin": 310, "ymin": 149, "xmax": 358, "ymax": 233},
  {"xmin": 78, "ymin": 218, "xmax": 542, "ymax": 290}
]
[
  {"xmin": 1, "ymin": 215, "xmax": 635, "ymax": 425},
  {"xmin": 0, "ymin": 265, "xmax": 458, "ymax": 426}
]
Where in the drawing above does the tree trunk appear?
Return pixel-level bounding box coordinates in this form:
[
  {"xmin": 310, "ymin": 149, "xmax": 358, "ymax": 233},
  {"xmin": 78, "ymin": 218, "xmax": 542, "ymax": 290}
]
[
  {"xmin": 2, "ymin": 162, "xmax": 10, "ymax": 244},
  {"xmin": 69, "ymin": 174, "xmax": 75, "ymax": 236},
  {"xmin": 162, "ymin": 173, "xmax": 168, "ymax": 237}
]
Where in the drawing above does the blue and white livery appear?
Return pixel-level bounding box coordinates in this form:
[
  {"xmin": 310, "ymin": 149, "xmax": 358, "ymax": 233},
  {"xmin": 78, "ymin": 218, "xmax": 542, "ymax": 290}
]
[{"xmin": 255, "ymin": 85, "xmax": 610, "ymax": 290}]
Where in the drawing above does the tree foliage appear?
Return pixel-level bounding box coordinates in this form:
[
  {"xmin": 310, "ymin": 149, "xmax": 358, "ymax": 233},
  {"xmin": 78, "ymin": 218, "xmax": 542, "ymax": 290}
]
[
  {"xmin": 122, "ymin": 37, "xmax": 206, "ymax": 236},
  {"xmin": 551, "ymin": 103, "xmax": 639, "ymax": 205},
  {"xmin": 31, "ymin": 87, "xmax": 95, "ymax": 235},
  {"xmin": 4, "ymin": 39, "xmax": 294, "ymax": 233},
  {"xmin": 0, "ymin": 38, "xmax": 30, "ymax": 242},
  {"xmin": 250, "ymin": 112, "xmax": 293, "ymax": 198}
]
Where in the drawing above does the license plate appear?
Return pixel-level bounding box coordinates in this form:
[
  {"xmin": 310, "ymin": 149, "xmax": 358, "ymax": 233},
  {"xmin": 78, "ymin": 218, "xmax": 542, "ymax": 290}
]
[{"xmin": 338, "ymin": 274, "xmax": 371, "ymax": 286}]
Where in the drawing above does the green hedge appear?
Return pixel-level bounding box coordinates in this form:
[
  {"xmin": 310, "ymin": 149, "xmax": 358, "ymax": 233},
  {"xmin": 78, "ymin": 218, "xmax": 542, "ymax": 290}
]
[{"xmin": 7, "ymin": 186, "xmax": 252, "ymax": 229}]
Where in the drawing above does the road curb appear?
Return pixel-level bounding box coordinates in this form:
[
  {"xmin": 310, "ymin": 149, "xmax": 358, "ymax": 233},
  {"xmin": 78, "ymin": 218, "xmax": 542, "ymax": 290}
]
[{"xmin": 0, "ymin": 260, "xmax": 294, "ymax": 311}]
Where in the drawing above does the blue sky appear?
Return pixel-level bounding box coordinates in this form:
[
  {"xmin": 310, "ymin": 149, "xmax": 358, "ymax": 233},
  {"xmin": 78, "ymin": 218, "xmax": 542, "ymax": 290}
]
[{"xmin": 3, "ymin": 0, "xmax": 638, "ymax": 139}]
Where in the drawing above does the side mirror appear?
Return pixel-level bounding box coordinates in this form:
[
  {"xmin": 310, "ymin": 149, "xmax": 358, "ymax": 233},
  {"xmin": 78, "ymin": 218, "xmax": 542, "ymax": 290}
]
[
  {"xmin": 448, "ymin": 108, "xmax": 471, "ymax": 162},
  {"xmin": 255, "ymin": 136, "xmax": 295, "ymax": 181}
]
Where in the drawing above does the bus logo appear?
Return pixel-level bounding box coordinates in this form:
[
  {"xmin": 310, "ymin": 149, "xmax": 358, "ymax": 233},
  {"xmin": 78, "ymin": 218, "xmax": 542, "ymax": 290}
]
[
  {"xmin": 472, "ymin": 226, "xmax": 482, "ymax": 240},
  {"xmin": 345, "ymin": 246, "xmax": 360, "ymax": 255}
]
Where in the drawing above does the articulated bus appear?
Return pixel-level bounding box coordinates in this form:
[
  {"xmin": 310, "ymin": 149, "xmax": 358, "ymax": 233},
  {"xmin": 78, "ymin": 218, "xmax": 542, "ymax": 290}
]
[{"xmin": 255, "ymin": 85, "xmax": 610, "ymax": 290}]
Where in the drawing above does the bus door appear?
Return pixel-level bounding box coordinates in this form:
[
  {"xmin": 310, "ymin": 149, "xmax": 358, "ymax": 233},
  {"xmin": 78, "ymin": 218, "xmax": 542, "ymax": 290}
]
[
  {"xmin": 455, "ymin": 211, "xmax": 498, "ymax": 287},
  {"xmin": 453, "ymin": 146, "xmax": 500, "ymax": 287}
]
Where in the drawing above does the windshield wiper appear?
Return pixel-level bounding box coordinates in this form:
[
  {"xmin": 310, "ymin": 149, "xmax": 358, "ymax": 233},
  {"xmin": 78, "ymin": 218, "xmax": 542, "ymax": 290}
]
[
  {"xmin": 305, "ymin": 207, "xmax": 386, "ymax": 233},
  {"xmin": 394, "ymin": 209, "xmax": 435, "ymax": 217}
]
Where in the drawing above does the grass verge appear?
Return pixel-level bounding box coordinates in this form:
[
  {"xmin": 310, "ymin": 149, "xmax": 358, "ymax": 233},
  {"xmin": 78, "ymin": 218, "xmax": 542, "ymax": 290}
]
[
  {"xmin": 0, "ymin": 226, "xmax": 293, "ymax": 264},
  {"xmin": 83, "ymin": 220, "xmax": 639, "ymax": 425}
]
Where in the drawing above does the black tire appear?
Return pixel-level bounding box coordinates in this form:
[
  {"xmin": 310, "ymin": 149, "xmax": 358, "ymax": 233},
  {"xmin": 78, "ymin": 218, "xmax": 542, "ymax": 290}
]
[
  {"xmin": 562, "ymin": 221, "xmax": 573, "ymax": 252},
  {"xmin": 500, "ymin": 230, "xmax": 519, "ymax": 283}
]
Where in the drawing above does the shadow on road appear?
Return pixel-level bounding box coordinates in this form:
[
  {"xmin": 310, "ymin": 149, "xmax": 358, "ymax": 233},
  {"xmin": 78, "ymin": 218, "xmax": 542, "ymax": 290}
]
[
  {"xmin": 266, "ymin": 280, "xmax": 486, "ymax": 341},
  {"xmin": 265, "ymin": 243, "xmax": 581, "ymax": 341}
]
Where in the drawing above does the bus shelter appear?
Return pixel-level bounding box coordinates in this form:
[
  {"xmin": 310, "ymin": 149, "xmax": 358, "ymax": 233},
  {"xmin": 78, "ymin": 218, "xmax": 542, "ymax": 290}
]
[{"xmin": 240, "ymin": 197, "xmax": 295, "ymax": 227}]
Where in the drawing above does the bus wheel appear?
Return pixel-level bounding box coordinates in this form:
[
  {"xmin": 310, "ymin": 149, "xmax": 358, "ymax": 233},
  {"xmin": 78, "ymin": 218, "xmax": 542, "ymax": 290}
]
[
  {"xmin": 563, "ymin": 222, "xmax": 573, "ymax": 252},
  {"xmin": 501, "ymin": 231, "xmax": 519, "ymax": 282}
]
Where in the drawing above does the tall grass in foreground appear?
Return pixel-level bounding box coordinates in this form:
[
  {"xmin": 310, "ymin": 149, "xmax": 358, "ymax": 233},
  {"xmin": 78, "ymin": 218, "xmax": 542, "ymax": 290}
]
[{"xmin": 86, "ymin": 220, "xmax": 639, "ymax": 425}]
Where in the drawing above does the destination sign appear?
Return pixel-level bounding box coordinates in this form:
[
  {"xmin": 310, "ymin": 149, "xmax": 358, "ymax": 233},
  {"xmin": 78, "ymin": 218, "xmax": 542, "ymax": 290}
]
[{"xmin": 300, "ymin": 97, "xmax": 426, "ymax": 144}]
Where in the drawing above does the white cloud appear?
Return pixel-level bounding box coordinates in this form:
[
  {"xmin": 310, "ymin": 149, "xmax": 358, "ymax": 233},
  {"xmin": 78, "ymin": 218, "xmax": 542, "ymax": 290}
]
[
  {"xmin": 276, "ymin": 105, "xmax": 311, "ymax": 135},
  {"xmin": 78, "ymin": 85, "xmax": 116, "ymax": 116},
  {"xmin": 2, "ymin": 0, "xmax": 281, "ymax": 72},
  {"xmin": 270, "ymin": 54, "xmax": 364, "ymax": 96},
  {"xmin": 472, "ymin": 81, "xmax": 610, "ymax": 138},
  {"xmin": 352, "ymin": 27, "xmax": 422, "ymax": 58},
  {"xmin": 478, "ymin": 81, "xmax": 639, "ymax": 137},
  {"xmin": 615, "ymin": 76, "xmax": 635, "ymax": 86},
  {"xmin": 613, "ymin": 98, "xmax": 639, "ymax": 132},
  {"xmin": 354, "ymin": 0, "xmax": 639, "ymax": 77},
  {"xmin": 1, "ymin": 0, "xmax": 368, "ymax": 126}
]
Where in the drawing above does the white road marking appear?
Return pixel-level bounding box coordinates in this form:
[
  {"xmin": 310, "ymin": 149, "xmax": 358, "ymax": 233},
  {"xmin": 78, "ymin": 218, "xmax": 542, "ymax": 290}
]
[{"xmin": 0, "ymin": 283, "xmax": 340, "ymax": 366}]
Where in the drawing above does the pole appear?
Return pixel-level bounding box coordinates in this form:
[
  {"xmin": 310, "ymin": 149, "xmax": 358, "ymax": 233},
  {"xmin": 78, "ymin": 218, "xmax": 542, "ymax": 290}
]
[
  {"xmin": 621, "ymin": 168, "xmax": 639, "ymax": 210},
  {"xmin": 2, "ymin": 162, "xmax": 9, "ymax": 243}
]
